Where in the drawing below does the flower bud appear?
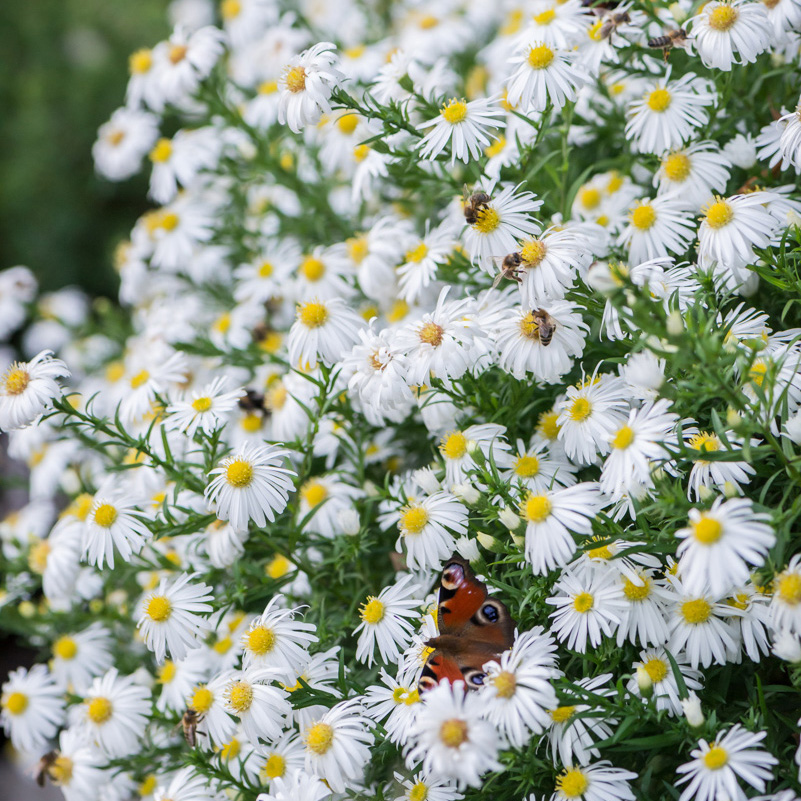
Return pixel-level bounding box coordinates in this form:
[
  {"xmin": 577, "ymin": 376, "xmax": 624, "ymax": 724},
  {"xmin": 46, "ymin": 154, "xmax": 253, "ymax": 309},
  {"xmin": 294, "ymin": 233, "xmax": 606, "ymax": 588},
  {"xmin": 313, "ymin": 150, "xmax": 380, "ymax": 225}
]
[
  {"xmin": 723, "ymin": 481, "xmax": 739, "ymax": 499},
  {"xmin": 669, "ymin": 1, "xmax": 687, "ymax": 22},
  {"xmin": 726, "ymin": 407, "xmax": 743, "ymax": 430},
  {"xmin": 476, "ymin": 532, "xmax": 500, "ymax": 552},
  {"xmin": 698, "ymin": 485, "xmax": 714, "ymax": 502},
  {"xmin": 666, "ymin": 310, "xmax": 684, "ymax": 336},
  {"xmin": 452, "ymin": 482, "xmax": 480, "ymax": 505},
  {"xmin": 636, "ymin": 666, "xmax": 653, "ymax": 698},
  {"xmin": 681, "ymin": 692, "xmax": 705, "ymax": 728},
  {"xmin": 18, "ymin": 600, "xmax": 36, "ymax": 618},
  {"xmin": 498, "ymin": 507, "xmax": 521, "ymax": 531},
  {"xmin": 455, "ymin": 536, "xmax": 481, "ymax": 562},
  {"xmin": 337, "ymin": 508, "xmax": 360, "ymax": 536},
  {"xmin": 363, "ymin": 480, "xmax": 380, "ymax": 497}
]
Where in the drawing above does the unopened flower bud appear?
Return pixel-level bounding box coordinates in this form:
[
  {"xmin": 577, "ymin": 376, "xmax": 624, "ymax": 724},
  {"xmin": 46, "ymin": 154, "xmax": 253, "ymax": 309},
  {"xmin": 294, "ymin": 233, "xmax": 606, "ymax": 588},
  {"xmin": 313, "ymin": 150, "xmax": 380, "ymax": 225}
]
[
  {"xmin": 636, "ymin": 666, "xmax": 653, "ymax": 698},
  {"xmin": 726, "ymin": 407, "xmax": 743, "ymax": 430},
  {"xmin": 18, "ymin": 600, "xmax": 35, "ymax": 618},
  {"xmin": 771, "ymin": 51, "xmax": 786, "ymax": 68},
  {"xmin": 698, "ymin": 485, "xmax": 714, "ymax": 502},
  {"xmin": 455, "ymin": 536, "xmax": 481, "ymax": 562},
  {"xmin": 669, "ymin": 1, "xmax": 687, "ymax": 22},
  {"xmin": 723, "ymin": 481, "xmax": 739, "ymax": 499},
  {"xmin": 666, "ymin": 310, "xmax": 684, "ymax": 336},
  {"xmin": 337, "ymin": 508, "xmax": 360, "ymax": 536},
  {"xmin": 363, "ymin": 480, "xmax": 380, "ymax": 497},
  {"xmin": 511, "ymin": 533, "xmax": 525, "ymax": 548},
  {"xmin": 499, "ymin": 507, "xmax": 521, "ymax": 531},
  {"xmin": 477, "ymin": 532, "xmax": 500, "ymax": 551},
  {"xmin": 681, "ymin": 692, "xmax": 705, "ymax": 728},
  {"xmin": 452, "ymin": 483, "xmax": 480, "ymax": 505}
]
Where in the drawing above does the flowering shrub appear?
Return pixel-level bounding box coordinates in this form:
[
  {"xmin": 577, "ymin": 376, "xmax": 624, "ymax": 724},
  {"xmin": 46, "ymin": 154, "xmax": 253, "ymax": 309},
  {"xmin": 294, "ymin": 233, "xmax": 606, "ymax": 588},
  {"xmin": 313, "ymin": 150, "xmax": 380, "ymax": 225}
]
[{"xmin": 3, "ymin": 0, "xmax": 801, "ymax": 799}]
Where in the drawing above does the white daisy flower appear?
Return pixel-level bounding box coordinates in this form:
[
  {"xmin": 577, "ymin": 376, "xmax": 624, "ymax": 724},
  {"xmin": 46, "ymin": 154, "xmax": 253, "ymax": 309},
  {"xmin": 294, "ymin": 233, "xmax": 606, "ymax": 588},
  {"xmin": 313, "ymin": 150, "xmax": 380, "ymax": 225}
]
[
  {"xmin": 394, "ymin": 491, "xmax": 469, "ymax": 571},
  {"xmin": 82, "ymin": 487, "xmax": 152, "ymax": 569},
  {"xmin": 551, "ymin": 761, "xmax": 637, "ymax": 801},
  {"xmin": 614, "ymin": 568, "xmax": 674, "ymax": 647},
  {"xmin": 676, "ymin": 724, "xmax": 777, "ymax": 801},
  {"xmin": 625, "ymin": 71, "xmax": 715, "ymax": 155},
  {"xmin": 116, "ymin": 346, "xmax": 188, "ymax": 425},
  {"xmin": 726, "ymin": 584, "xmax": 773, "ymax": 663},
  {"xmin": 438, "ymin": 423, "xmax": 512, "ymax": 487},
  {"xmin": 626, "ymin": 648, "xmax": 703, "ymax": 716},
  {"xmin": 665, "ymin": 579, "xmax": 741, "ymax": 668},
  {"xmin": 685, "ymin": 430, "xmax": 755, "ymax": 500},
  {"xmin": 654, "ymin": 142, "xmax": 732, "ymax": 210},
  {"xmin": 92, "ymin": 106, "xmax": 160, "ymax": 181},
  {"xmin": 393, "ymin": 771, "xmax": 463, "ymax": 801},
  {"xmin": 205, "ymin": 443, "xmax": 296, "ymax": 532},
  {"xmin": 397, "ymin": 224, "xmax": 456, "ymax": 304},
  {"xmin": 1, "ymin": 664, "xmax": 65, "ymax": 753},
  {"xmin": 546, "ymin": 567, "xmax": 626, "ymax": 653},
  {"xmin": 406, "ymin": 680, "xmax": 501, "ymax": 789},
  {"xmin": 417, "ymin": 97, "xmax": 503, "ymax": 164},
  {"xmin": 302, "ymin": 698, "xmax": 374, "ymax": 792},
  {"xmin": 152, "ymin": 766, "xmax": 217, "ymax": 801},
  {"xmin": 298, "ymin": 474, "xmax": 364, "ymax": 538},
  {"xmin": 494, "ymin": 301, "xmax": 588, "ymax": 384},
  {"xmin": 462, "ymin": 184, "xmax": 542, "ymax": 272},
  {"xmin": 155, "ymin": 649, "xmax": 209, "ymax": 713},
  {"xmin": 257, "ymin": 772, "xmax": 332, "ymax": 801},
  {"xmin": 287, "ymin": 297, "xmax": 364, "ymax": 368},
  {"xmin": 518, "ymin": 482, "xmax": 601, "ymax": 575},
  {"xmin": 675, "ymin": 497, "xmax": 775, "ymax": 598},
  {"xmin": 147, "ymin": 127, "xmax": 220, "ymax": 204},
  {"xmin": 354, "ymin": 574, "xmax": 423, "ymax": 667},
  {"xmin": 364, "ymin": 665, "xmax": 423, "ymax": 746},
  {"xmin": 770, "ymin": 554, "xmax": 801, "ymax": 635},
  {"xmin": 479, "ymin": 627, "xmax": 560, "ymax": 747},
  {"xmin": 617, "ymin": 196, "xmax": 696, "ymax": 264},
  {"xmin": 165, "ymin": 376, "xmax": 244, "ymax": 438},
  {"xmin": 688, "ymin": 0, "xmax": 772, "ymax": 71},
  {"xmin": 50, "ymin": 623, "xmax": 114, "ymax": 693},
  {"xmin": 224, "ymin": 667, "xmax": 291, "ymax": 743},
  {"xmin": 778, "ymin": 103, "xmax": 801, "ymax": 169},
  {"xmin": 77, "ymin": 668, "xmax": 150, "ymax": 757},
  {"xmin": 0, "ymin": 349, "xmax": 70, "ymax": 432},
  {"xmin": 506, "ymin": 42, "xmax": 588, "ymax": 113},
  {"xmin": 137, "ymin": 572, "xmax": 214, "ymax": 663},
  {"xmin": 234, "ymin": 241, "xmax": 299, "ymax": 305},
  {"xmin": 256, "ymin": 730, "xmax": 306, "ymax": 790},
  {"xmin": 241, "ymin": 595, "xmax": 318, "ymax": 673},
  {"xmin": 278, "ymin": 42, "xmax": 343, "ymax": 133},
  {"xmin": 504, "ymin": 438, "xmax": 577, "ymax": 493}
]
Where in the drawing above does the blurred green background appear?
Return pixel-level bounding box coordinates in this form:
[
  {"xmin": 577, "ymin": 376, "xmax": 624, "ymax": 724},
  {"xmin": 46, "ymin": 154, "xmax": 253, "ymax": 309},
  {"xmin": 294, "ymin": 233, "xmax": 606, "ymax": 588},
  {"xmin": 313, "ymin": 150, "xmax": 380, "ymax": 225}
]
[{"xmin": 0, "ymin": 0, "xmax": 169, "ymax": 298}]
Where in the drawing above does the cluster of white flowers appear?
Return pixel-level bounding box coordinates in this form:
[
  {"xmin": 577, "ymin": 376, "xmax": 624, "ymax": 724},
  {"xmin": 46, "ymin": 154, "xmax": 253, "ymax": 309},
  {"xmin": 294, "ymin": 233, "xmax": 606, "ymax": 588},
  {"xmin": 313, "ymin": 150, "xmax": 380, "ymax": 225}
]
[{"xmin": 3, "ymin": 0, "xmax": 801, "ymax": 799}]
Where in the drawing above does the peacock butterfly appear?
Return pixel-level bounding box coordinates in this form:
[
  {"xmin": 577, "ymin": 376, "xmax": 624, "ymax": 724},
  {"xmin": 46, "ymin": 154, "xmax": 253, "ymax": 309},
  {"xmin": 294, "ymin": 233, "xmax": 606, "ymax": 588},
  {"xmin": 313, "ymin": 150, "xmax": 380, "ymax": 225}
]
[{"xmin": 418, "ymin": 554, "xmax": 516, "ymax": 692}]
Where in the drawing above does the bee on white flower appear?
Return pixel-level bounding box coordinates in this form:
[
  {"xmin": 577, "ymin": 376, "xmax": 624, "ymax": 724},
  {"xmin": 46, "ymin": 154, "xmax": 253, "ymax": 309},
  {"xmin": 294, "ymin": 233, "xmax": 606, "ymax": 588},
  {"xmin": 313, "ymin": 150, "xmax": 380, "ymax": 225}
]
[
  {"xmin": 278, "ymin": 43, "xmax": 343, "ymax": 133},
  {"xmin": 186, "ymin": 672, "xmax": 238, "ymax": 749}
]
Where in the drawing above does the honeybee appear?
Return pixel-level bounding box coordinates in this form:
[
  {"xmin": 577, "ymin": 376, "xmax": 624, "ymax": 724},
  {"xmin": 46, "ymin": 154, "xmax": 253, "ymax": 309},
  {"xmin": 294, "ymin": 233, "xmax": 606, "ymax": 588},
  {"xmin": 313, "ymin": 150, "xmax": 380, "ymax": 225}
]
[
  {"xmin": 647, "ymin": 28, "xmax": 688, "ymax": 54},
  {"xmin": 599, "ymin": 11, "xmax": 631, "ymax": 40},
  {"xmin": 492, "ymin": 252, "xmax": 524, "ymax": 289},
  {"xmin": 532, "ymin": 308, "xmax": 557, "ymax": 347},
  {"xmin": 238, "ymin": 388, "xmax": 266, "ymax": 413},
  {"xmin": 181, "ymin": 708, "xmax": 204, "ymax": 747},
  {"xmin": 463, "ymin": 187, "xmax": 491, "ymax": 225},
  {"xmin": 34, "ymin": 751, "xmax": 58, "ymax": 787}
]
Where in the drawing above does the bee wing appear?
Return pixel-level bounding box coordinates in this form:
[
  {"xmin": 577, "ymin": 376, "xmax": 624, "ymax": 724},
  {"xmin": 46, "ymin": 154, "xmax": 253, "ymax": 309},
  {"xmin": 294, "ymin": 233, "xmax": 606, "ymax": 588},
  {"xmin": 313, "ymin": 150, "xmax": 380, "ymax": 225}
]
[{"xmin": 491, "ymin": 272, "xmax": 505, "ymax": 289}]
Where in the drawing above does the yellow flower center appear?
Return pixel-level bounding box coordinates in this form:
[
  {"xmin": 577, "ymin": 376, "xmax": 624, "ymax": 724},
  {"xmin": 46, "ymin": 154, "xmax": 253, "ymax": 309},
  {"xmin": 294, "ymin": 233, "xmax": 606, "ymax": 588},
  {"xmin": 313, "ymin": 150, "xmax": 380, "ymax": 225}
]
[
  {"xmin": 190, "ymin": 686, "xmax": 214, "ymax": 713},
  {"xmin": 221, "ymin": 0, "xmax": 241, "ymax": 19},
  {"xmin": 168, "ymin": 44, "xmax": 188, "ymax": 64},
  {"xmin": 266, "ymin": 554, "xmax": 292, "ymax": 579},
  {"xmin": 514, "ymin": 454, "xmax": 540, "ymax": 477},
  {"xmin": 573, "ymin": 592, "xmax": 594, "ymax": 613},
  {"xmin": 523, "ymin": 493, "xmax": 552, "ymax": 523},
  {"xmin": 569, "ymin": 397, "xmax": 592, "ymax": 421},
  {"xmin": 778, "ymin": 573, "xmax": 801, "ymax": 605},
  {"xmin": 257, "ymin": 260, "xmax": 275, "ymax": 278},
  {"xmin": 647, "ymin": 88, "xmax": 672, "ymax": 112},
  {"xmin": 441, "ymin": 98, "xmax": 469, "ymax": 124},
  {"xmin": 693, "ymin": 515, "xmax": 723, "ymax": 544},
  {"xmin": 521, "ymin": 239, "xmax": 547, "ymax": 266},
  {"xmin": 749, "ymin": 361, "xmax": 767, "ymax": 386},
  {"xmin": 612, "ymin": 425, "xmax": 635, "ymax": 449},
  {"xmin": 643, "ymin": 657, "xmax": 668, "ymax": 683},
  {"xmin": 550, "ymin": 705, "xmax": 575, "ymax": 723},
  {"xmin": 681, "ymin": 598, "xmax": 711, "ymax": 623},
  {"xmin": 623, "ymin": 577, "xmax": 651, "ymax": 601},
  {"xmin": 527, "ymin": 43, "xmax": 555, "ymax": 69},
  {"xmin": 406, "ymin": 242, "xmax": 429, "ymax": 263},
  {"xmin": 440, "ymin": 431, "xmax": 467, "ymax": 459},
  {"xmin": 87, "ymin": 696, "xmax": 113, "ymax": 724},
  {"xmin": 473, "ymin": 207, "xmax": 500, "ymax": 234},
  {"xmin": 49, "ymin": 756, "xmax": 73, "ymax": 786},
  {"xmin": 419, "ymin": 14, "xmax": 440, "ymax": 29},
  {"xmin": 579, "ymin": 188, "xmax": 601, "ymax": 210},
  {"xmin": 305, "ymin": 722, "xmax": 334, "ymax": 755},
  {"xmin": 689, "ymin": 432, "xmax": 720, "ymax": 453},
  {"xmin": 192, "ymin": 396, "xmax": 212, "ymax": 413},
  {"xmin": 150, "ymin": 138, "xmax": 172, "ymax": 163},
  {"xmin": 419, "ymin": 321, "xmax": 444, "ymax": 347},
  {"xmin": 2, "ymin": 692, "xmax": 28, "ymax": 715},
  {"xmin": 485, "ymin": 135, "xmax": 506, "ymax": 158},
  {"xmin": 708, "ymin": 5, "xmax": 738, "ymax": 30},
  {"xmin": 54, "ymin": 636, "xmax": 78, "ymax": 660},
  {"xmin": 301, "ymin": 257, "xmax": 326, "ymax": 282},
  {"xmin": 158, "ymin": 661, "xmax": 176, "ymax": 684},
  {"xmin": 663, "ymin": 152, "xmax": 691, "ymax": 182},
  {"xmin": 534, "ymin": 9, "xmax": 556, "ymax": 24},
  {"xmin": 588, "ymin": 544, "xmax": 612, "ymax": 559},
  {"xmin": 258, "ymin": 80, "xmax": 278, "ymax": 95},
  {"xmin": 93, "ymin": 503, "xmax": 118, "ymax": 528},
  {"xmin": 221, "ymin": 737, "xmax": 240, "ymax": 761},
  {"xmin": 353, "ymin": 144, "xmax": 370, "ymax": 162},
  {"xmin": 130, "ymin": 369, "xmax": 150, "ymax": 389},
  {"xmin": 246, "ymin": 625, "xmax": 276, "ymax": 655},
  {"xmin": 439, "ymin": 718, "xmax": 469, "ymax": 748},
  {"xmin": 520, "ymin": 311, "xmax": 543, "ymax": 340},
  {"xmin": 226, "ymin": 459, "xmax": 254, "ymax": 487},
  {"xmin": 589, "ymin": 18, "xmax": 605, "ymax": 41},
  {"xmin": 263, "ymin": 753, "xmax": 286, "ymax": 779},
  {"xmin": 556, "ymin": 768, "xmax": 589, "ymax": 798},
  {"xmin": 492, "ymin": 670, "xmax": 517, "ymax": 699},
  {"xmin": 538, "ymin": 411, "xmax": 561, "ymax": 439},
  {"xmin": 346, "ymin": 235, "xmax": 369, "ymax": 264},
  {"xmin": 360, "ymin": 597, "xmax": 385, "ymax": 624},
  {"xmin": 336, "ymin": 113, "xmax": 359, "ymax": 134},
  {"xmin": 703, "ymin": 746, "xmax": 729, "ymax": 769},
  {"xmin": 400, "ymin": 505, "xmax": 429, "ymax": 535},
  {"xmin": 228, "ymin": 680, "xmax": 253, "ymax": 713},
  {"xmin": 28, "ymin": 541, "xmax": 50, "ymax": 574},
  {"xmin": 298, "ymin": 301, "xmax": 328, "ymax": 328},
  {"xmin": 704, "ymin": 199, "xmax": 733, "ymax": 229},
  {"xmin": 241, "ymin": 412, "xmax": 263, "ymax": 433},
  {"xmin": 2, "ymin": 366, "xmax": 30, "ymax": 395},
  {"xmin": 129, "ymin": 48, "xmax": 152, "ymax": 74},
  {"xmin": 285, "ymin": 66, "xmax": 307, "ymax": 93},
  {"xmin": 409, "ymin": 782, "xmax": 429, "ymax": 801},
  {"xmin": 301, "ymin": 481, "xmax": 328, "ymax": 507},
  {"xmin": 146, "ymin": 595, "xmax": 172, "ymax": 622},
  {"xmin": 630, "ymin": 204, "xmax": 657, "ymax": 230}
]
